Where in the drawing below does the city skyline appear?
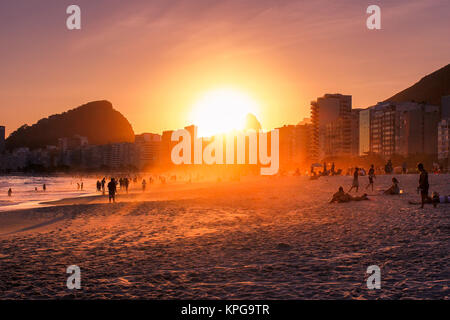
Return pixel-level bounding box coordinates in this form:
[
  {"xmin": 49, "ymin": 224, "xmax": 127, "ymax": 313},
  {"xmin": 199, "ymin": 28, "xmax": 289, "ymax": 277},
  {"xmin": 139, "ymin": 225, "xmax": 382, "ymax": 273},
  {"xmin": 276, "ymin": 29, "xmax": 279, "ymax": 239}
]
[{"xmin": 1, "ymin": 0, "xmax": 450, "ymax": 137}]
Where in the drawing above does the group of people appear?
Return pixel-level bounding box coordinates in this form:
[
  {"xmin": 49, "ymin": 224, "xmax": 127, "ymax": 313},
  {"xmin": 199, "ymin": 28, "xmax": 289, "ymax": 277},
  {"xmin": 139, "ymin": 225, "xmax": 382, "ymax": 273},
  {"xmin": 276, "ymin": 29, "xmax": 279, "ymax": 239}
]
[
  {"xmin": 7, "ymin": 183, "xmax": 47, "ymax": 197},
  {"xmin": 311, "ymin": 162, "xmax": 342, "ymax": 177},
  {"xmin": 331, "ymin": 162, "xmax": 448, "ymax": 208},
  {"xmin": 97, "ymin": 175, "xmax": 158, "ymax": 203}
]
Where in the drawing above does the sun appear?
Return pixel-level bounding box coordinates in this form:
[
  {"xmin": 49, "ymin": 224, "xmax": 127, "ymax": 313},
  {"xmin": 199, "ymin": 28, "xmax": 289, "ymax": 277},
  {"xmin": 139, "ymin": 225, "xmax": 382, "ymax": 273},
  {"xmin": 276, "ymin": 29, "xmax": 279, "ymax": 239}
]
[{"xmin": 189, "ymin": 88, "xmax": 260, "ymax": 137}]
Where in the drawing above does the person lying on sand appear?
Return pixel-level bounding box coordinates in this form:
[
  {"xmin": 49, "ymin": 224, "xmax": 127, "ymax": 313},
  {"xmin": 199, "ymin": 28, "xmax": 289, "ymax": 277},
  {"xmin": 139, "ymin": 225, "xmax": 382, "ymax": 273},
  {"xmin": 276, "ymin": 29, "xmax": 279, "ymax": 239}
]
[
  {"xmin": 384, "ymin": 177, "xmax": 400, "ymax": 195},
  {"xmin": 330, "ymin": 187, "xmax": 369, "ymax": 203}
]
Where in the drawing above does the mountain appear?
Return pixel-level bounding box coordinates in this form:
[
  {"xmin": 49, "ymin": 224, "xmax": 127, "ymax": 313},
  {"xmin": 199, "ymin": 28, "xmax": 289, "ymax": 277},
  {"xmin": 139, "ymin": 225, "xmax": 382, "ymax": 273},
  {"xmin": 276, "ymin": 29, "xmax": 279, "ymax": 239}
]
[
  {"xmin": 385, "ymin": 64, "xmax": 450, "ymax": 105},
  {"xmin": 6, "ymin": 100, "xmax": 135, "ymax": 150}
]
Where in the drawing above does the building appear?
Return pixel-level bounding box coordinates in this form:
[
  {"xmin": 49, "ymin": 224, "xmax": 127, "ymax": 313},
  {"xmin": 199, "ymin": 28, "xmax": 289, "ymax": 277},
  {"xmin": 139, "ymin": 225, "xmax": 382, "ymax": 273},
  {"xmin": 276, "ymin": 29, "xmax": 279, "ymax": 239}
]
[
  {"xmin": 310, "ymin": 94, "xmax": 353, "ymax": 160},
  {"xmin": 277, "ymin": 124, "xmax": 313, "ymax": 170},
  {"xmin": 442, "ymin": 95, "xmax": 450, "ymax": 119},
  {"xmin": 135, "ymin": 133, "xmax": 162, "ymax": 169},
  {"xmin": 161, "ymin": 130, "xmax": 175, "ymax": 167},
  {"xmin": 364, "ymin": 101, "xmax": 440, "ymax": 158},
  {"xmin": 351, "ymin": 109, "xmax": 361, "ymax": 156},
  {"xmin": 359, "ymin": 109, "xmax": 371, "ymax": 156},
  {"xmin": 0, "ymin": 126, "xmax": 5, "ymax": 153},
  {"xmin": 102, "ymin": 143, "xmax": 137, "ymax": 169},
  {"xmin": 438, "ymin": 118, "xmax": 450, "ymax": 170},
  {"xmin": 58, "ymin": 135, "xmax": 88, "ymax": 153}
]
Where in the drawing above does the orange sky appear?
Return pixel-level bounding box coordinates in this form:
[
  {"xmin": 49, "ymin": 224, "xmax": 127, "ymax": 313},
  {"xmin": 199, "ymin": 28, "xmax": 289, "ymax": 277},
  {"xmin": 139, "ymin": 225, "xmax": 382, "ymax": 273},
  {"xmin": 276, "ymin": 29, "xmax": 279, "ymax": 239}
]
[{"xmin": 1, "ymin": 0, "xmax": 449, "ymax": 137}]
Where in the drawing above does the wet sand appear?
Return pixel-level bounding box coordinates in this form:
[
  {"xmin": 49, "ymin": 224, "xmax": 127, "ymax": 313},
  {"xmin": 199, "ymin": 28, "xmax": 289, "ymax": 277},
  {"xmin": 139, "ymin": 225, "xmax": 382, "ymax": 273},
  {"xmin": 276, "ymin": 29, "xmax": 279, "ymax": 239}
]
[{"xmin": 0, "ymin": 174, "xmax": 449, "ymax": 299}]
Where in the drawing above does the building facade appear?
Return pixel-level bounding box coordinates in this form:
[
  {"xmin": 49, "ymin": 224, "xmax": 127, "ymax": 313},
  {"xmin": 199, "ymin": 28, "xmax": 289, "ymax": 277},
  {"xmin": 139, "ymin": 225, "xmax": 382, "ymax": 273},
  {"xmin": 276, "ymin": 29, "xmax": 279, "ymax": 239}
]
[
  {"xmin": 442, "ymin": 95, "xmax": 450, "ymax": 119},
  {"xmin": 438, "ymin": 118, "xmax": 450, "ymax": 170},
  {"xmin": 277, "ymin": 124, "xmax": 313, "ymax": 170},
  {"xmin": 0, "ymin": 126, "xmax": 5, "ymax": 153},
  {"xmin": 362, "ymin": 101, "xmax": 440, "ymax": 158},
  {"xmin": 135, "ymin": 133, "xmax": 162, "ymax": 169},
  {"xmin": 310, "ymin": 94, "xmax": 353, "ymax": 160},
  {"xmin": 359, "ymin": 109, "xmax": 371, "ymax": 156}
]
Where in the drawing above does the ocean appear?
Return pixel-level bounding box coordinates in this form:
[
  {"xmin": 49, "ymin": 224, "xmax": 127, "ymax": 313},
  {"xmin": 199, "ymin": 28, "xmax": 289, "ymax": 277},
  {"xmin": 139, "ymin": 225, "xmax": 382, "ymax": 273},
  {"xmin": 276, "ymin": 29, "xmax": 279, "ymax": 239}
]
[{"xmin": 0, "ymin": 175, "xmax": 98, "ymax": 211}]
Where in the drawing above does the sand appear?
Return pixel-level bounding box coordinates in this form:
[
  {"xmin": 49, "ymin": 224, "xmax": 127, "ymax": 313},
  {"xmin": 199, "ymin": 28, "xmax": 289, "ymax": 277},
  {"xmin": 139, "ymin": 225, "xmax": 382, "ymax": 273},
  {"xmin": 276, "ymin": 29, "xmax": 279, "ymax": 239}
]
[{"xmin": 0, "ymin": 174, "xmax": 448, "ymax": 299}]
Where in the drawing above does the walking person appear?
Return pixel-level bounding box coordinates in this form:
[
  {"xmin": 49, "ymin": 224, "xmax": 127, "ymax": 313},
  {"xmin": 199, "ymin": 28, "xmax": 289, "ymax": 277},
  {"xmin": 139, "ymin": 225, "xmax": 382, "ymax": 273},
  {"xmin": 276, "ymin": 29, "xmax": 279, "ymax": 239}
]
[
  {"xmin": 7, "ymin": 188, "xmax": 12, "ymax": 197},
  {"xmin": 142, "ymin": 179, "xmax": 147, "ymax": 192},
  {"xmin": 108, "ymin": 178, "xmax": 117, "ymax": 203},
  {"xmin": 124, "ymin": 177, "xmax": 129, "ymax": 194},
  {"xmin": 366, "ymin": 164, "xmax": 376, "ymax": 191},
  {"xmin": 348, "ymin": 167, "xmax": 359, "ymax": 193},
  {"xmin": 101, "ymin": 178, "xmax": 106, "ymax": 195},
  {"xmin": 417, "ymin": 163, "xmax": 430, "ymax": 208},
  {"xmin": 402, "ymin": 162, "xmax": 407, "ymax": 174}
]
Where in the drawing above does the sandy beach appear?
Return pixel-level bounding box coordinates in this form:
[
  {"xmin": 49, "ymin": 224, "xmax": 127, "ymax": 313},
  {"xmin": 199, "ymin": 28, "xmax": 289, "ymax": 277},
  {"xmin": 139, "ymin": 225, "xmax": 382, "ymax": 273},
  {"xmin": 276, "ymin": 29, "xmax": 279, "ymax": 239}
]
[{"xmin": 0, "ymin": 173, "xmax": 448, "ymax": 299}]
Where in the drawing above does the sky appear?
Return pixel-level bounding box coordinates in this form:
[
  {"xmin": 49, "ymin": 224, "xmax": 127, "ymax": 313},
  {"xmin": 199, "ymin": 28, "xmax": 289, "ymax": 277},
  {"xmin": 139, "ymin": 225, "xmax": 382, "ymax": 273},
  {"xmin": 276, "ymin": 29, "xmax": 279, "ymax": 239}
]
[{"xmin": 0, "ymin": 0, "xmax": 449, "ymax": 137}]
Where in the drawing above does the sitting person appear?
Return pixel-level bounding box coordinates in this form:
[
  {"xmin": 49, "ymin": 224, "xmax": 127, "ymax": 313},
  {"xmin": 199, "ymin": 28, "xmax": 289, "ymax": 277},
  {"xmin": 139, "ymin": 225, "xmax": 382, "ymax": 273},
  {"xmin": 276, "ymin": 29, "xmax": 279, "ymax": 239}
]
[
  {"xmin": 432, "ymin": 192, "xmax": 450, "ymax": 208},
  {"xmin": 384, "ymin": 177, "xmax": 400, "ymax": 195},
  {"xmin": 330, "ymin": 186, "xmax": 369, "ymax": 203}
]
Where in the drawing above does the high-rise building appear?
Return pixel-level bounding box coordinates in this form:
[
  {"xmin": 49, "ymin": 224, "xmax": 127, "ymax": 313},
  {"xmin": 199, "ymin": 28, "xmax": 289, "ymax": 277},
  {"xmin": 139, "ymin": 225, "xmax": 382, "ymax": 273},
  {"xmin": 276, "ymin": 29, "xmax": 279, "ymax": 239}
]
[
  {"xmin": 135, "ymin": 133, "xmax": 162, "ymax": 169},
  {"xmin": 310, "ymin": 94, "xmax": 353, "ymax": 160},
  {"xmin": 442, "ymin": 95, "xmax": 450, "ymax": 119},
  {"xmin": 351, "ymin": 109, "xmax": 362, "ymax": 156},
  {"xmin": 0, "ymin": 126, "xmax": 5, "ymax": 153},
  {"xmin": 438, "ymin": 118, "xmax": 450, "ymax": 170},
  {"xmin": 277, "ymin": 124, "xmax": 313, "ymax": 170},
  {"xmin": 366, "ymin": 101, "xmax": 440, "ymax": 158},
  {"xmin": 359, "ymin": 109, "xmax": 371, "ymax": 156}
]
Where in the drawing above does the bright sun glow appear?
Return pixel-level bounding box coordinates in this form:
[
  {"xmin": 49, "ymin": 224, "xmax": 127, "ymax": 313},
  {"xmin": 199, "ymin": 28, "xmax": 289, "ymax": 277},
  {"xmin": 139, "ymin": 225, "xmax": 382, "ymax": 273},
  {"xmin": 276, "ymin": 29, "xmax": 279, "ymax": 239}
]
[{"xmin": 189, "ymin": 88, "xmax": 260, "ymax": 137}]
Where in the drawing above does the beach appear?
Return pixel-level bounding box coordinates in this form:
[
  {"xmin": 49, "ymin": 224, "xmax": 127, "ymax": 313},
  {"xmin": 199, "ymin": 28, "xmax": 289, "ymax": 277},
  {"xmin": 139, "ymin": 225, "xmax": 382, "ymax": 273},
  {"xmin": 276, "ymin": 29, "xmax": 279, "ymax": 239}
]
[{"xmin": 0, "ymin": 173, "xmax": 448, "ymax": 299}]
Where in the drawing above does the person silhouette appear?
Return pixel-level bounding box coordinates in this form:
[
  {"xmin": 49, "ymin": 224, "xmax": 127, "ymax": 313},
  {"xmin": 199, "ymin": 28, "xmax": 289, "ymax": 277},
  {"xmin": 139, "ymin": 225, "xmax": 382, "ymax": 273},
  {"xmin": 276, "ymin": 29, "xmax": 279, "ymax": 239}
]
[
  {"xmin": 366, "ymin": 164, "xmax": 375, "ymax": 191},
  {"xmin": 107, "ymin": 178, "xmax": 117, "ymax": 203},
  {"xmin": 348, "ymin": 168, "xmax": 359, "ymax": 193},
  {"xmin": 417, "ymin": 163, "xmax": 430, "ymax": 208}
]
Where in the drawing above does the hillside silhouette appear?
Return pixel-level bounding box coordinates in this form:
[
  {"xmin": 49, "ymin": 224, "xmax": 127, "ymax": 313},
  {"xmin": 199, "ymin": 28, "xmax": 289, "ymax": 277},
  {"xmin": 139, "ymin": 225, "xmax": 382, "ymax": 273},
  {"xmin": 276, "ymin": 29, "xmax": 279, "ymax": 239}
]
[
  {"xmin": 6, "ymin": 100, "xmax": 135, "ymax": 150},
  {"xmin": 385, "ymin": 64, "xmax": 450, "ymax": 105}
]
